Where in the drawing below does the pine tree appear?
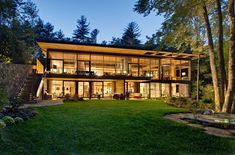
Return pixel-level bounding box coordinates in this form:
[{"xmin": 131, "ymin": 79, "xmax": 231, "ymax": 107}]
[
  {"xmin": 73, "ymin": 15, "xmax": 90, "ymax": 43},
  {"xmin": 121, "ymin": 22, "xmax": 141, "ymax": 46},
  {"xmin": 55, "ymin": 29, "xmax": 65, "ymax": 41},
  {"xmin": 90, "ymin": 29, "xmax": 99, "ymax": 43}
]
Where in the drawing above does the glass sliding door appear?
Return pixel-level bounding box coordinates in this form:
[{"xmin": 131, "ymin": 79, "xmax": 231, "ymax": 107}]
[
  {"xmin": 104, "ymin": 82, "xmax": 114, "ymax": 98},
  {"xmin": 78, "ymin": 82, "xmax": 90, "ymax": 98},
  {"xmin": 150, "ymin": 83, "xmax": 161, "ymax": 98},
  {"xmin": 64, "ymin": 81, "xmax": 76, "ymax": 97},
  {"xmin": 48, "ymin": 80, "xmax": 63, "ymax": 99},
  {"xmin": 92, "ymin": 82, "xmax": 103, "ymax": 97},
  {"xmin": 161, "ymin": 83, "xmax": 170, "ymax": 97},
  {"xmin": 140, "ymin": 83, "xmax": 149, "ymax": 98}
]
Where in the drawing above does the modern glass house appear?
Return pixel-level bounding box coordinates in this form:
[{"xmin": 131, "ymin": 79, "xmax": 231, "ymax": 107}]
[{"xmin": 36, "ymin": 40, "xmax": 201, "ymax": 100}]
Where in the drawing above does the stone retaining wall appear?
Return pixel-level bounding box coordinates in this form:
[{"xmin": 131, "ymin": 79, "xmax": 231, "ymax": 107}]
[{"xmin": 0, "ymin": 63, "xmax": 33, "ymax": 98}]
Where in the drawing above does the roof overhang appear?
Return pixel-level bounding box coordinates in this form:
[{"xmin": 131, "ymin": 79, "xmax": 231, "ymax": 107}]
[{"xmin": 37, "ymin": 40, "xmax": 204, "ymax": 60}]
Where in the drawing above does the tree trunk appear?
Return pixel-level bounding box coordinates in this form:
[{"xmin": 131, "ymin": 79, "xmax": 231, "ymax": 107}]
[
  {"xmin": 216, "ymin": 0, "xmax": 227, "ymax": 104},
  {"xmin": 202, "ymin": 3, "xmax": 222, "ymax": 112},
  {"xmin": 222, "ymin": 0, "xmax": 235, "ymax": 113},
  {"xmin": 232, "ymin": 99, "xmax": 235, "ymax": 113}
]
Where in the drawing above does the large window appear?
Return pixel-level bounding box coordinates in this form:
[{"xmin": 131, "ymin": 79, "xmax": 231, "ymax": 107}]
[
  {"xmin": 140, "ymin": 83, "xmax": 149, "ymax": 98},
  {"xmin": 150, "ymin": 83, "xmax": 161, "ymax": 98},
  {"xmin": 91, "ymin": 55, "xmax": 103, "ymax": 76},
  {"xmin": 64, "ymin": 81, "xmax": 75, "ymax": 97},
  {"xmin": 48, "ymin": 80, "xmax": 63, "ymax": 99},
  {"xmin": 150, "ymin": 59, "xmax": 160, "ymax": 79},
  {"xmin": 50, "ymin": 60, "xmax": 63, "ymax": 74},
  {"xmin": 139, "ymin": 58, "xmax": 151, "ymax": 77},
  {"xmin": 78, "ymin": 82, "xmax": 90, "ymax": 97},
  {"xmin": 64, "ymin": 53, "xmax": 77, "ymax": 74},
  {"xmin": 172, "ymin": 83, "xmax": 189, "ymax": 97},
  {"xmin": 103, "ymin": 55, "xmax": 116, "ymax": 76},
  {"xmin": 161, "ymin": 59, "xmax": 171, "ymax": 80},
  {"xmin": 161, "ymin": 83, "xmax": 170, "ymax": 97},
  {"xmin": 92, "ymin": 82, "xmax": 103, "ymax": 97},
  {"xmin": 104, "ymin": 82, "xmax": 114, "ymax": 98},
  {"xmin": 116, "ymin": 57, "xmax": 127, "ymax": 75}
]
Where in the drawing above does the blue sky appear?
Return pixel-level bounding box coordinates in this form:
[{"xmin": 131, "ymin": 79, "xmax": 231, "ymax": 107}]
[{"xmin": 32, "ymin": 0, "xmax": 164, "ymax": 43}]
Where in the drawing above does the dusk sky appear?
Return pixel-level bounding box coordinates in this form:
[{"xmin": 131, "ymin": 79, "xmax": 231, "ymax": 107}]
[{"xmin": 32, "ymin": 0, "xmax": 164, "ymax": 43}]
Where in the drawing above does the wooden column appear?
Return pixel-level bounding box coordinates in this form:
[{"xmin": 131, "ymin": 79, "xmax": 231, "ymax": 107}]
[{"xmin": 196, "ymin": 55, "xmax": 200, "ymax": 101}]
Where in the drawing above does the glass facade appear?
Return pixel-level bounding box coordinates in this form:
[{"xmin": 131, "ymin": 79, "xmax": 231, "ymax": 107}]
[
  {"xmin": 47, "ymin": 51, "xmax": 191, "ymax": 81},
  {"xmin": 45, "ymin": 50, "xmax": 191, "ymax": 100}
]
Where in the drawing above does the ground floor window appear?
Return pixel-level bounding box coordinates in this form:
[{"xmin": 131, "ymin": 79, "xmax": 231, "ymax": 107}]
[
  {"xmin": 78, "ymin": 82, "xmax": 90, "ymax": 98},
  {"xmin": 150, "ymin": 83, "xmax": 161, "ymax": 98},
  {"xmin": 45, "ymin": 79, "xmax": 190, "ymax": 99},
  {"xmin": 92, "ymin": 82, "xmax": 103, "ymax": 97},
  {"xmin": 64, "ymin": 81, "xmax": 76, "ymax": 97},
  {"xmin": 48, "ymin": 80, "xmax": 63, "ymax": 99},
  {"xmin": 140, "ymin": 83, "xmax": 149, "ymax": 98},
  {"xmin": 104, "ymin": 82, "xmax": 114, "ymax": 98}
]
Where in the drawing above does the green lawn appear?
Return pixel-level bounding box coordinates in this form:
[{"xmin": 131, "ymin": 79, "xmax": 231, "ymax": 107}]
[{"xmin": 1, "ymin": 100, "xmax": 235, "ymax": 154}]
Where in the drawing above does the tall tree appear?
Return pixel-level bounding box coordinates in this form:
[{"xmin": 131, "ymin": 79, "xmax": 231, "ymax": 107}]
[
  {"xmin": 216, "ymin": 0, "xmax": 227, "ymax": 103},
  {"xmin": 73, "ymin": 15, "xmax": 90, "ymax": 43},
  {"xmin": 134, "ymin": 0, "xmax": 227, "ymax": 112},
  {"xmin": 222, "ymin": 0, "xmax": 235, "ymax": 113},
  {"xmin": 55, "ymin": 29, "xmax": 65, "ymax": 41},
  {"xmin": 201, "ymin": 1, "xmax": 222, "ymax": 111},
  {"xmin": 90, "ymin": 29, "xmax": 99, "ymax": 43},
  {"xmin": 121, "ymin": 22, "xmax": 141, "ymax": 46},
  {"xmin": 110, "ymin": 37, "xmax": 122, "ymax": 45}
]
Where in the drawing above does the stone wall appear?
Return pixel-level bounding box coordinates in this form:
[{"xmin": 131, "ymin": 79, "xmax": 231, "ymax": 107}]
[{"xmin": 0, "ymin": 63, "xmax": 33, "ymax": 98}]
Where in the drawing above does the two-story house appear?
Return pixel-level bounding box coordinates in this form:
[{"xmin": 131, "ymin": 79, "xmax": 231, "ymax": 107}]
[{"xmin": 36, "ymin": 40, "xmax": 201, "ymax": 100}]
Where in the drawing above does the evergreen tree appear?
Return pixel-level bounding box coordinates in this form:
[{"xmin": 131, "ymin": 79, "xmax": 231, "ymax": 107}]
[
  {"xmin": 110, "ymin": 37, "xmax": 122, "ymax": 45},
  {"xmin": 55, "ymin": 29, "xmax": 65, "ymax": 41},
  {"xmin": 90, "ymin": 29, "xmax": 99, "ymax": 43},
  {"xmin": 73, "ymin": 15, "xmax": 90, "ymax": 43},
  {"xmin": 121, "ymin": 22, "xmax": 141, "ymax": 46}
]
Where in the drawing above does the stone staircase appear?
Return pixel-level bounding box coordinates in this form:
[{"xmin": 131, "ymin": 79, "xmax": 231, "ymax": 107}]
[{"xmin": 17, "ymin": 74, "xmax": 43, "ymax": 104}]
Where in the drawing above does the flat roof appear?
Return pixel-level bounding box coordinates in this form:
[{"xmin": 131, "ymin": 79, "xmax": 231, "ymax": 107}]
[{"xmin": 37, "ymin": 39, "xmax": 203, "ymax": 59}]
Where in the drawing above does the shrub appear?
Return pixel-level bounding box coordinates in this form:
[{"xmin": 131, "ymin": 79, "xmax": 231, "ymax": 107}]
[
  {"xmin": 165, "ymin": 97, "xmax": 189, "ymax": 108},
  {"xmin": 2, "ymin": 116, "xmax": 15, "ymax": 125},
  {"xmin": 14, "ymin": 117, "xmax": 24, "ymax": 123},
  {"xmin": 0, "ymin": 120, "xmax": 6, "ymax": 129}
]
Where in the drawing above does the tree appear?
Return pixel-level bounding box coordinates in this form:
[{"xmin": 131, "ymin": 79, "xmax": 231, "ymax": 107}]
[
  {"xmin": 55, "ymin": 29, "xmax": 65, "ymax": 41},
  {"xmin": 90, "ymin": 29, "xmax": 99, "ymax": 43},
  {"xmin": 110, "ymin": 37, "xmax": 122, "ymax": 45},
  {"xmin": 121, "ymin": 22, "xmax": 141, "ymax": 46},
  {"xmin": 73, "ymin": 15, "xmax": 90, "ymax": 43},
  {"xmin": 222, "ymin": 0, "xmax": 235, "ymax": 113},
  {"xmin": 134, "ymin": 0, "xmax": 234, "ymax": 113}
]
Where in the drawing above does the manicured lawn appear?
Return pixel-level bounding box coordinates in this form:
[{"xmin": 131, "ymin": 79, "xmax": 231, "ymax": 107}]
[{"xmin": 0, "ymin": 100, "xmax": 235, "ymax": 154}]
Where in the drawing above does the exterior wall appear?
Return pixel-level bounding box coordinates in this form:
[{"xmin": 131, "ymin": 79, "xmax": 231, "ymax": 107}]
[
  {"xmin": 36, "ymin": 59, "xmax": 44, "ymax": 74},
  {"xmin": 0, "ymin": 63, "xmax": 32, "ymax": 98}
]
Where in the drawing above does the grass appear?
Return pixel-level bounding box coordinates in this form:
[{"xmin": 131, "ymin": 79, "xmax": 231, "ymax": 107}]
[{"xmin": 0, "ymin": 100, "xmax": 235, "ymax": 154}]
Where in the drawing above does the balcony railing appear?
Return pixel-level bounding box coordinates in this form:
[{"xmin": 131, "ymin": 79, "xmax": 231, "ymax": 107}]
[{"xmin": 47, "ymin": 68, "xmax": 190, "ymax": 80}]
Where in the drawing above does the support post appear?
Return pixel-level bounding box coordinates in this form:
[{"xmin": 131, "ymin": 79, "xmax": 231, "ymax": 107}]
[{"xmin": 196, "ymin": 55, "xmax": 200, "ymax": 101}]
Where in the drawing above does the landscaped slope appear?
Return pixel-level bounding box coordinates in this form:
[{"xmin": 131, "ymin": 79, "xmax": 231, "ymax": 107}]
[{"xmin": 0, "ymin": 100, "xmax": 235, "ymax": 154}]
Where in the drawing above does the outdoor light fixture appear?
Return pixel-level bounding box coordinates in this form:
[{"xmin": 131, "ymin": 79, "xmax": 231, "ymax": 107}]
[{"xmin": 182, "ymin": 72, "xmax": 186, "ymax": 76}]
